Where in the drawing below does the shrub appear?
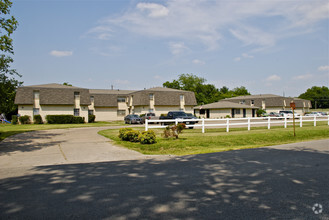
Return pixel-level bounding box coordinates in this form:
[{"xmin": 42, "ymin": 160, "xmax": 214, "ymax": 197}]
[
  {"xmin": 225, "ymin": 115, "xmax": 231, "ymax": 118},
  {"xmin": 33, "ymin": 115, "xmax": 43, "ymax": 124},
  {"xmin": 140, "ymin": 114, "xmax": 145, "ymax": 118},
  {"xmin": 118, "ymin": 128, "xmax": 133, "ymax": 140},
  {"xmin": 256, "ymin": 109, "xmax": 267, "ymax": 117},
  {"xmin": 139, "ymin": 130, "xmax": 157, "ymax": 144},
  {"xmin": 11, "ymin": 115, "xmax": 18, "ymax": 125},
  {"xmin": 19, "ymin": 115, "xmax": 31, "ymax": 124},
  {"xmin": 126, "ymin": 130, "xmax": 140, "ymax": 142},
  {"xmin": 163, "ymin": 123, "xmax": 186, "ymax": 139},
  {"xmin": 88, "ymin": 114, "xmax": 96, "ymax": 123},
  {"xmin": 46, "ymin": 115, "xmax": 84, "ymax": 124}
]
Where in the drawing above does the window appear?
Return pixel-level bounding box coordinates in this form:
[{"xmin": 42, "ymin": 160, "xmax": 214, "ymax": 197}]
[
  {"xmin": 149, "ymin": 109, "xmax": 154, "ymax": 113},
  {"xmin": 88, "ymin": 110, "xmax": 94, "ymax": 115},
  {"xmin": 117, "ymin": 97, "xmax": 126, "ymax": 102},
  {"xmin": 33, "ymin": 108, "xmax": 39, "ymax": 115},
  {"xmin": 180, "ymin": 95, "xmax": 184, "ymax": 101},
  {"xmin": 90, "ymin": 96, "xmax": 94, "ymax": 102},
  {"xmin": 117, "ymin": 110, "xmax": 126, "ymax": 116},
  {"xmin": 200, "ymin": 109, "xmax": 205, "ymax": 115},
  {"xmin": 235, "ymin": 109, "xmax": 241, "ymax": 114},
  {"xmin": 74, "ymin": 108, "xmax": 80, "ymax": 116},
  {"xmin": 149, "ymin": 94, "xmax": 154, "ymax": 100},
  {"xmin": 74, "ymin": 92, "xmax": 80, "ymax": 98},
  {"xmin": 251, "ymin": 100, "xmax": 254, "ymax": 105},
  {"xmin": 240, "ymin": 100, "xmax": 245, "ymax": 104}
]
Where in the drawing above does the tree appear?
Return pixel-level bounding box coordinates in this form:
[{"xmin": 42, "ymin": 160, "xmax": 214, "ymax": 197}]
[
  {"xmin": 299, "ymin": 86, "xmax": 329, "ymax": 109},
  {"xmin": 163, "ymin": 74, "xmax": 221, "ymax": 105},
  {"xmin": 63, "ymin": 82, "xmax": 72, "ymax": 86},
  {"xmin": 0, "ymin": 0, "xmax": 20, "ymax": 119}
]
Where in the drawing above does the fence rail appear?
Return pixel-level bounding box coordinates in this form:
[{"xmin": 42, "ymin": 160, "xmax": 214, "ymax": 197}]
[{"xmin": 145, "ymin": 116, "xmax": 329, "ymax": 133}]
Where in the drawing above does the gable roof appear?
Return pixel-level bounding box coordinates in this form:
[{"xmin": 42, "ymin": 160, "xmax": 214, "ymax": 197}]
[
  {"xmin": 131, "ymin": 87, "xmax": 197, "ymax": 106},
  {"xmin": 15, "ymin": 83, "xmax": 90, "ymax": 105},
  {"xmin": 194, "ymin": 101, "xmax": 259, "ymax": 109}
]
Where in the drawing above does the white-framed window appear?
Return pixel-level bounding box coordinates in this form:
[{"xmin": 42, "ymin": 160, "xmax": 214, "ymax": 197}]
[
  {"xmin": 235, "ymin": 109, "xmax": 241, "ymax": 114},
  {"xmin": 90, "ymin": 96, "xmax": 94, "ymax": 103},
  {"xmin": 117, "ymin": 97, "xmax": 126, "ymax": 102},
  {"xmin": 180, "ymin": 95, "xmax": 184, "ymax": 101},
  {"xmin": 88, "ymin": 110, "xmax": 94, "ymax": 115},
  {"xmin": 251, "ymin": 100, "xmax": 254, "ymax": 105},
  {"xmin": 149, "ymin": 109, "xmax": 154, "ymax": 113},
  {"xmin": 149, "ymin": 94, "xmax": 154, "ymax": 100},
  {"xmin": 33, "ymin": 108, "xmax": 39, "ymax": 115},
  {"xmin": 74, "ymin": 108, "xmax": 80, "ymax": 116},
  {"xmin": 240, "ymin": 100, "xmax": 245, "ymax": 104},
  {"xmin": 117, "ymin": 110, "xmax": 126, "ymax": 116}
]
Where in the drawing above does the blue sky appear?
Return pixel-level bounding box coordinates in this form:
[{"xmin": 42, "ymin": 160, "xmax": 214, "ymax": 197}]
[{"xmin": 12, "ymin": 0, "xmax": 329, "ymax": 97}]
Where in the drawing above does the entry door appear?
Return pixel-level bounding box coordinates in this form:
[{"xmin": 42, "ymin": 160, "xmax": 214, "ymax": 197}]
[
  {"xmin": 231, "ymin": 109, "xmax": 235, "ymax": 118},
  {"xmin": 252, "ymin": 109, "xmax": 255, "ymax": 117},
  {"xmin": 206, "ymin": 109, "xmax": 210, "ymax": 118},
  {"xmin": 243, "ymin": 109, "xmax": 246, "ymax": 118}
]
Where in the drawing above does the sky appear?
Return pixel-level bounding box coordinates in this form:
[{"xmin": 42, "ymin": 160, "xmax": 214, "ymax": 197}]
[{"xmin": 11, "ymin": 0, "xmax": 329, "ymax": 97}]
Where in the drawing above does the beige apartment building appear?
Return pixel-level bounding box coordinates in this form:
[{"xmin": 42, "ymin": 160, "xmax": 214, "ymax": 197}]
[
  {"xmin": 224, "ymin": 94, "xmax": 311, "ymax": 114},
  {"xmin": 15, "ymin": 83, "xmax": 197, "ymax": 122}
]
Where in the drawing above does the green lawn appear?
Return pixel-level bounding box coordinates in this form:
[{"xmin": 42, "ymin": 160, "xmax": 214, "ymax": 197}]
[
  {"xmin": 99, "ymin": 122, "xmax": 329, "ymax": 155},
  {"xmin": 0, "ymin": 121, "xmax": 125, "ymax": 142}
]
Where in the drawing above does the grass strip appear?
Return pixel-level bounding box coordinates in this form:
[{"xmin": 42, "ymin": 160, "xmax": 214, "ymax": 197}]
[
  {"xmin": 99, "ymin": 122, "xmax": 329, "ymax": 155},
  {"xmin": 0, "ymin": 121, "xmax": 125, "ymax": 142}
]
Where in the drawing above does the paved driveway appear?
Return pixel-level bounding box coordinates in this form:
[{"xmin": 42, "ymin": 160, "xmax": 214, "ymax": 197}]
[{"xmin": 0, "ymin": 127, "xmax": 328, "ymax": 219}]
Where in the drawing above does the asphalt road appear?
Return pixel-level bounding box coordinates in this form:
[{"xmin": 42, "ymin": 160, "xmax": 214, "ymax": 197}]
[{"xmin": 0, "ymin": 127, "xmax": 328, "ymax": 219}]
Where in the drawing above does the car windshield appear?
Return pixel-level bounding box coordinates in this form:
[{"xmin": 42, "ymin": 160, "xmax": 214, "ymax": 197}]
[
  {"xmin": 130, "ymin": 115, "xmax": 139, "ymax": 118},
  {"xmin": 147, "ymin": 113, "xmax": 155, "ymax": 116},
  {"xmin": 173, "ymin": 112, "xmax": 187, "ymax": 117}
]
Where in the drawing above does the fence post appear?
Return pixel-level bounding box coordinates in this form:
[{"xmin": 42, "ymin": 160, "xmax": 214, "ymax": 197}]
[
  {"xmin": 145, "ymin": 119, "xmax": 148, "ymax": 131},
  {"xmin": 202, "ymin": 118, "xmax": 205, "ymax": 133},
  {"xmin": 226, "ymin": 118, "xmax": 229, "ymax": 132},
  {"xmin": 268, "ymin": 117, "xmax": 271, "ymax": 129},
  {"xmin": 300, "ymin": 116, "xmax": 302, "ymax": 127},
  {"xmin": 175, "ymin": 118, "xmax": 178, "ymax": 125},
  {"xmin": 284, "ymin": 116, "xmax": 287, "ymax": 128},
  {"xmin": 248, "ymin": 117, "xmax": 251, "ymax": 131},
  {"xmin": 314, "ymin": 115, "xmax": 316, "ymax": 127}
]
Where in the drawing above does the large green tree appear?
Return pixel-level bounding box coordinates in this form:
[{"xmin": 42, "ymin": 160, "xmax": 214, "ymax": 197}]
[
  {"xmin": 299, "ymin": 86, "xmax": 329, "ymax": 109},
  {"xmin": 163, "ymin": 74, "xmax": 251, "ymax": 105},
  {"xmin": 0, "ymin": 0, "xmax": 21, "ymax": 119}
]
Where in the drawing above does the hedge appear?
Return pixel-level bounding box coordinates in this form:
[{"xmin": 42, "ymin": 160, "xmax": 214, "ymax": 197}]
[
  {"xmin": 19, "ymin": 115, "xmax": 31, "ymax": 124},
  {"xmin": 88, "ymin": 114, "xmax": 96, "ymax": 123},
  {"xmin": 45, "ymin": 115, "xmax": 85, "ymax": 124},
  {"xmin": 33, "ymin": 115, "xmax": 43, "ymax": 124}
]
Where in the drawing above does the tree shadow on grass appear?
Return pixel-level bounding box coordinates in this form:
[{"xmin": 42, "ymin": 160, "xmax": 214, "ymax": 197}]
[
  {"xmin": 0, "ymin": 147, "xmax": 328, "ymax": 219},
  {"xmin": 0, "ymin": 130, "xmax": 63, "ymax": 155}
]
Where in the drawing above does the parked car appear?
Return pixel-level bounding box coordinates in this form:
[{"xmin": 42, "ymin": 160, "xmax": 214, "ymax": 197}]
[
  {"xmin": 159, "ymin": 111, "xmax": 196, "ymax": 128},
  {"xmin": 140, "ymin": 113, "xmax": 159, "ymax": 124},
  {"xmin": 305, "ymin": 112, "xmax": 322, "ymax": 117},
  {"xmin": 279, "ymin": 110, "xmax": 300, "ymax": 119},
  {"xmin": 124, "ymin": 114, "xmax": 142, "ymax": 124},
  {"xmin": 267, "ymin": 112, "xmax": 281, "ymax": 118},
  {"xmin": 186, "ymin": 113, "xmax": 199, "ymax": 123}
]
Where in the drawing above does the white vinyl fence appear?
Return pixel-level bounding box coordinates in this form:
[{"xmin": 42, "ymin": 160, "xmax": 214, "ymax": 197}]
[{"xmin": 145, "ymin": 116, "xmax": 329, "ymax": 133}]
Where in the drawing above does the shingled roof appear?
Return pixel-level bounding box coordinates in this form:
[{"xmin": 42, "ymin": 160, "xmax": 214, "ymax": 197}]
[
  {"xmin": 131, "ymin": 87, "xmax": 197, "ymax": 106},
  {"xmin": 224, "ymin": 94, "xmax": 311, "ymax": 108},
  {"xmin": 194, "ymin": 101, "xmax": 259, "ymax": 109},
  {"xmin": 15, "ymin": 83, "xmax": 91, "ymax": 105}
]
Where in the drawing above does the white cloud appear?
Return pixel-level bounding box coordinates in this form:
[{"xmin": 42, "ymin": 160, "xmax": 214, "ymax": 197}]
[
  {"xmin": 50, "ymin": 50, "xmax": 73, "ymax": 57},
  {"xmin": 193, "ymin": 59, "xmax": 205, "ymax": 65},
  {"xmin": 87, "ymin": 0, "xmax": 328, "ymax": 52},
  {"xmin": 137, "ymin": 3, "xmax": 169, "ymax": 18},
  {"xmin": 293, "ymin": 74, "xmax": 313, "ymax": 80},
  {"xmin": 86, "ymin": 26, "xmax": 113, "ymax": 40},
  {"xmin": 234, "ymin": 57, "xmax": 241, "ymax": 62},
  {"xmin": 242, "ymin": 53, "xmax": 254, "ymax": 59},
  {"xmin": 169, "ymin": 42, "xmax": 188, "ymax": 55},
  {"xmin": 318, "ymin": 65, "xmax": 329, "ymax": 71},
  {"xmin": 266, "ymin": 74, "xmax": 281, "ymax": 81}
]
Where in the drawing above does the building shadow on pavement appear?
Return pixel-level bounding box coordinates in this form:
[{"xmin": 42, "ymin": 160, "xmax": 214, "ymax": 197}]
[
  {"xmin": 0, "ymin": 147, "xmax": 328, "ymax": 219},
  {"xmin": 0, "ymin": 130, "xmax": 63, "ymax": 155}
]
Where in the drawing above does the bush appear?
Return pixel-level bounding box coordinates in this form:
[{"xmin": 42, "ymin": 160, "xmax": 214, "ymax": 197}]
[
  {"xmin": 88, "ymin": 114, "xmax": 96, "ymax": 123},
  {"xmin": 11, "ymin": 115, "xmax": 18, "ymax": 125},
  {"xmin": 225, "ymin": 115, "xmax": 231, "ymax": 118},
  {"xmin": 19, "ymin": 115, "xmax": 31, "ymax": 124},
  {"xmin": 256, "ymin": 109, "xmax": 267, "ymax": 117},
  {"xmin": 163, "ymin": 123, "xmax": 186, "ymax": 139},
  {"xmin": 126, "ymin": 130, "xmax": 140, "ymax": 142},
  {"xmin": 139, "ymin": 130, "xmax": 157, "ymax": 144},
  {"xmin": 46, "ymin": 115, "xmax": 85, "ymax": 124},
  {"xmin": 33, "ymin": 115, "xmax": 43, "ymax": 124},
  {"xmin": 118, "ymin": 128, "xmax": 133, "ymax": 140}
]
